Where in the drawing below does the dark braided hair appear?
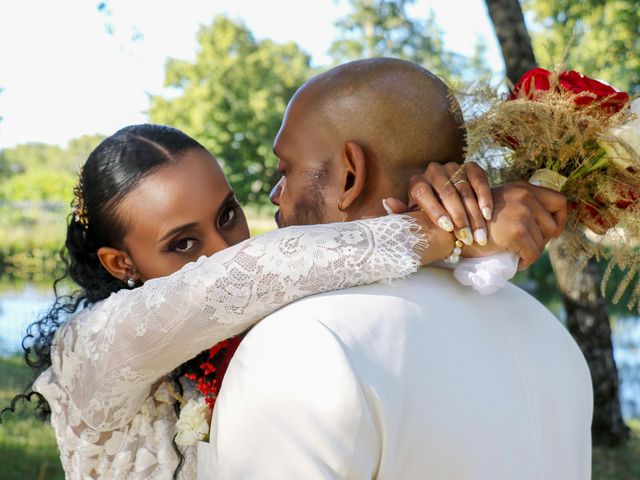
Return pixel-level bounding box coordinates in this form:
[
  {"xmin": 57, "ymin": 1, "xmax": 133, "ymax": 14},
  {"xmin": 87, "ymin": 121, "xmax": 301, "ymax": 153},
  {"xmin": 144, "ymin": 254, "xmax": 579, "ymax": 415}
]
[{"xmin": 1, "ymin": 124, "xmax": 215, "ymax": 478}]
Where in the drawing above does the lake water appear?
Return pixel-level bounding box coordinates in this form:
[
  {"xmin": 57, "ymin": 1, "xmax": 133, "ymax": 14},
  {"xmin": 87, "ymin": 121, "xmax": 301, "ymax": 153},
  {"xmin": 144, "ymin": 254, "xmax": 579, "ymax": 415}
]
[{"xmin": 1, "ymin": 285, "xmax": 638, "ymax": 419}]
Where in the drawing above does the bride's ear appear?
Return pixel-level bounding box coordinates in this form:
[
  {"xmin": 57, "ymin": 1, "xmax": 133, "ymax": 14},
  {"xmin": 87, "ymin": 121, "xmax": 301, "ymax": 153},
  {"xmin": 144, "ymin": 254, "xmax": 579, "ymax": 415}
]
[
  {"xmin": 338, "ymin": 141, "xmax": 367, "ymax": 212},
  {"xmin": 97, "ymin": 246, "xmax": 138, "ymax": 283}
]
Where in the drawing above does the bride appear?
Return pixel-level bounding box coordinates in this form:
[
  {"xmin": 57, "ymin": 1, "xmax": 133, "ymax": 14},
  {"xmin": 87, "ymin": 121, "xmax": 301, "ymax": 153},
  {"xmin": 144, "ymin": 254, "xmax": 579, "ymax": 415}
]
[{"xmin": 3, "ymin": 124, "xmax": 524, "ymax": 479}]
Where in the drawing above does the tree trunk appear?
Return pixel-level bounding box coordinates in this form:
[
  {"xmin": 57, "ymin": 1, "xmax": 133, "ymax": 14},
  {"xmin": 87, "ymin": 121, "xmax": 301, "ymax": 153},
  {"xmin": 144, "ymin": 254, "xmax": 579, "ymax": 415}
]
[
  {"xmin": 485, "ymin": 0, "xmax": 537, "ymax": 83},
  {"xmin": 548, "ymin": 240, "xmax": 629, "ymax": 445},
  {"xmin": 484, "ymin": 0, "xmax": 629, "ymax": 445}
]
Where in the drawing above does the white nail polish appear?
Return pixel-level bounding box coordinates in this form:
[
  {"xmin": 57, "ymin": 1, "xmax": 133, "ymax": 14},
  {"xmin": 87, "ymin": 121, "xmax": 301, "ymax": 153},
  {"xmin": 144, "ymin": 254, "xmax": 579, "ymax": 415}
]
[
  {"xmin": 437, "ymin": 216, "xmax": 454, "ymax": 232},
  {"xmin": 482, "ymin": 207, "xmax": 492, "ymax": 221},
  {"xmin": 474, "ymin": 228, "xmax": 487, "ymax": 246},
  {"xmin": 382, "ymin": 199, "xmax": 394, "ymax": 215}
]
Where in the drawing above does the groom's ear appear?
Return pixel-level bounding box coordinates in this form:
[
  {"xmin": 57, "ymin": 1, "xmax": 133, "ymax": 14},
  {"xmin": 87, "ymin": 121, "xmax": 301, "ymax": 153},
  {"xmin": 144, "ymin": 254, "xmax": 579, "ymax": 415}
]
[{"xmin": 339, "ymin": 141, "xmax": 367, "ymax": 212}]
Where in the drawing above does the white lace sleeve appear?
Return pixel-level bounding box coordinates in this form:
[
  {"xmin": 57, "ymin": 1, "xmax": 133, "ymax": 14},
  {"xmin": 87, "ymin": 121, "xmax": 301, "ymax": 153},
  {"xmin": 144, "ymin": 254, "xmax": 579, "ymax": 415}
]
[{"xmin": 47, "ymin": 215, "xmax": 424, "ymax": 431}]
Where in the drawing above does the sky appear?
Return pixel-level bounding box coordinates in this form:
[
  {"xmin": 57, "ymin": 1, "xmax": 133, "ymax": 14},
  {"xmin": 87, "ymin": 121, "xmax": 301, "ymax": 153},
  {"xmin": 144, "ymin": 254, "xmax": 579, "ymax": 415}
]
[{"xmin": 0, "ymin": 0, "xmax": 505, "ymax": 149}]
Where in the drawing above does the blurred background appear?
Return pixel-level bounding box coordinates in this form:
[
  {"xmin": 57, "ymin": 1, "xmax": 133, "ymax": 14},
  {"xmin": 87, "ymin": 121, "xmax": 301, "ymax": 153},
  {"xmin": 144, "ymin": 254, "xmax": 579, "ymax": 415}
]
[{"xmin": 0, "ymin": 0, "xmax": 638, "ymax": 478}]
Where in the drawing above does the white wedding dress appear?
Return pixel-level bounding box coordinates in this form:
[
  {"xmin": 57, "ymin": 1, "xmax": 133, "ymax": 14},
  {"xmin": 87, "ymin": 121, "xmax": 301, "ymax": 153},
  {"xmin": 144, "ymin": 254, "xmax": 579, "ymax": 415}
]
[{"xmin": 33, "ymin": 216, "xmax": 424, "ymax": 480}]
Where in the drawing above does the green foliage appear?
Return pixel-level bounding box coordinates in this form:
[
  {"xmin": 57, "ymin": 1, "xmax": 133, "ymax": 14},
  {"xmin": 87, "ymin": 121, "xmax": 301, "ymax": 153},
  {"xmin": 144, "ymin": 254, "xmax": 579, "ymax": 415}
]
[
  {"xmin": 0, "ymin": 203, "xmax": 66, "ymax": 284},
  {"xmin": 0, "ymin": 152, "xmax": 10, "ymax": 176},
  {"xmin": 0, "ymin": 134, "xmax": 104, "ymax": 205},
  {"xmin": 0, "ymin": 170, "xmax": 75, "ymax": 203},
  {"xmin": 149, "ymin": 16, "xmax": 312, "ymax": 205},
  {"xmin": 524, "ymin": 0, "xmax": 640, "ymax": 93},
  {"xmin": 1, "ymin": 143, "xmax": 64, "ymax": 173},
  {"xmin": 330, "ymin": 0, "xmax": 493, "ymax": 83}
]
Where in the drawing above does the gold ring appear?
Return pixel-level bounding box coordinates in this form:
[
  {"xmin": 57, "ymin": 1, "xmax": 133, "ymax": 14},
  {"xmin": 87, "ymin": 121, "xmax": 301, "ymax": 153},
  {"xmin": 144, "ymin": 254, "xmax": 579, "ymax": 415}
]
[{"xmin": 453, "ymin": 179, "xmax": 469, "ymax": 186}]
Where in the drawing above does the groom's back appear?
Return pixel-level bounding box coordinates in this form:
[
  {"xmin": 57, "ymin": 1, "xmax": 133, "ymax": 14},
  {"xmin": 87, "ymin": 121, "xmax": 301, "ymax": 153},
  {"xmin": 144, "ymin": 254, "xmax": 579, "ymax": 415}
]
[{"xmin": 210, "ymin": 268, "xmax": 592, "ymax": 479}]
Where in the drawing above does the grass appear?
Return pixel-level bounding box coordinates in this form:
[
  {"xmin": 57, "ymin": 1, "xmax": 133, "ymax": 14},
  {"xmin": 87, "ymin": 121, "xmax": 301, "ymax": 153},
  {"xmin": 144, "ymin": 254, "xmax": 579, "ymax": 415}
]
[
  {"xmin": 1, "ymin": 356, "xmax": 639, "ymax": 479},
  {"xmin": 593, "ymin": 419, "xmax": 640, "ymax": 480},
  {"xmin": 0, "ymin": 356, "xmax": 64, "ymax": 480}
]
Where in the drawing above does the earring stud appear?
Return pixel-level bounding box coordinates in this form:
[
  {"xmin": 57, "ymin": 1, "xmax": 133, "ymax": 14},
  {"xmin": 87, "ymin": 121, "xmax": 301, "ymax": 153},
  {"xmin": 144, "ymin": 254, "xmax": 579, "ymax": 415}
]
[{"xmin": 125, "ymin": 277, "xmax": 135, "ymax": 288}]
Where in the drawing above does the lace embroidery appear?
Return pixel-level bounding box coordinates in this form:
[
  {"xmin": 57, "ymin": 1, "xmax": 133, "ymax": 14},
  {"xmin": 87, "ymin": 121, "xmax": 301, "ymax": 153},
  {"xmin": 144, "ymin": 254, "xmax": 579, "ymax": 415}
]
[{"xmin": 33, "ymin": 216, "xmax": 424, "ymax": 479}]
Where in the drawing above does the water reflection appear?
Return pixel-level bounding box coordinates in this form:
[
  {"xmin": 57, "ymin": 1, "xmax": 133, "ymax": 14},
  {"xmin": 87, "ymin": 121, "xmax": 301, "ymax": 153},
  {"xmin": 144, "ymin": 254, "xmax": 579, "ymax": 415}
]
[
  {"xmin": 1, "ymin": 285, "xmax": 638, "ymax": 418},
  {"xmin": 613, "ymin": 317, "xmax": 640, "ymax": 419},
  {"xmin": 0, "ymin": 285, "xmax": 52, "ymax": 356}
]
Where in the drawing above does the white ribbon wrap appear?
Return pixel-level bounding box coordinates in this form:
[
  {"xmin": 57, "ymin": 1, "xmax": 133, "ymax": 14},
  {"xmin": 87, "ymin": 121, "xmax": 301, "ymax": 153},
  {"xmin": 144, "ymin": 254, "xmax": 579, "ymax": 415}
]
[{"xmin": 452, "ymin": 253, "xmax": 519, "ymax": 295}]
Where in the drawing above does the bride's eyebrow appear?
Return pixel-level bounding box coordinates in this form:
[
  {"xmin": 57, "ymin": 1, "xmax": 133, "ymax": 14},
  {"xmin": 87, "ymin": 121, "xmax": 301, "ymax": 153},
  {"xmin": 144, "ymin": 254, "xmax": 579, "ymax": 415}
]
[{"xmin": 156, "ymin": 222, "xmax": 199, "ymax": 244}]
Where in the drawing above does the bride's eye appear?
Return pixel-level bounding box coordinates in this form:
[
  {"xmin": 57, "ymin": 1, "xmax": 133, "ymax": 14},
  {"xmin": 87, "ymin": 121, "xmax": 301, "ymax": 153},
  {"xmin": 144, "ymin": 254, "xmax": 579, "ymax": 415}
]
[
  {"xmin": 170, "ymin": 238, "xmax": 198, "ymax": 253},
  {"xmin": 217, "ymin": 204, "xmax": 238, "ymax": 230}
]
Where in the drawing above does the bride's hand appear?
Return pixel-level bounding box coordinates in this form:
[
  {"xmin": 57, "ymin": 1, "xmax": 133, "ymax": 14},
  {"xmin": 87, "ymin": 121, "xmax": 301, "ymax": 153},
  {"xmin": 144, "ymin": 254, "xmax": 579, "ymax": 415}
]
[{"xmin": 385, "ymin": 162, "xmax": 493, "ymax": 247}]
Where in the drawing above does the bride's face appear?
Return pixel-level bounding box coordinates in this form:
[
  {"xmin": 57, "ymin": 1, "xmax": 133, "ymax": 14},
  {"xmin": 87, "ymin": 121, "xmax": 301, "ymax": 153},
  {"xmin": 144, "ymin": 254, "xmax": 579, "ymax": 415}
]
[{"xmin": 114, "ymin": 148, "xmax": 250, "ymax": 280}]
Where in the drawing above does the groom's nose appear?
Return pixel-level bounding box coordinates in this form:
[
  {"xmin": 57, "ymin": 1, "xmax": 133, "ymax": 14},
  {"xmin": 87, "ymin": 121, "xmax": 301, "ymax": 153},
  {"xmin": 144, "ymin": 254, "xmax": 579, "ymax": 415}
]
[{"xmin": 270, "ymin": 177, "xmax": 284, "ymax": 206}]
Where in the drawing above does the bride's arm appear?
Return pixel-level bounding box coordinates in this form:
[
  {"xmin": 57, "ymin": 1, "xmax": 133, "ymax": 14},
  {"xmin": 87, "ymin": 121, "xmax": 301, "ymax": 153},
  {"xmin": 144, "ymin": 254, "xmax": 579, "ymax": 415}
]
[{"xmin": 54, "ymin": 215, "xmax": 432, "ymax": 430}]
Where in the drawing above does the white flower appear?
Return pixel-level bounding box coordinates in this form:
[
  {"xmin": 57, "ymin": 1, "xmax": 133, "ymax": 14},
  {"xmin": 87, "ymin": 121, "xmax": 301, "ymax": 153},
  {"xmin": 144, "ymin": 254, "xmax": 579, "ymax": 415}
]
[
  {"xmin": 175, "ymin": 398, "xmax": 212, "ymax": 447},
  {"xmin": 599, "ymin": 98, "xmax": 640, "ymax": 172}
]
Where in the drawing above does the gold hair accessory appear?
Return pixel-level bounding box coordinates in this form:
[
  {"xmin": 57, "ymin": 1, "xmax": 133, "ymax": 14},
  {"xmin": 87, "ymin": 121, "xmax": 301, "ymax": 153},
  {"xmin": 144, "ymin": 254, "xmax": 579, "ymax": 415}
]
[{"xmin": 72, "ymin": 168, "xmax": 89, "ymax": 230}]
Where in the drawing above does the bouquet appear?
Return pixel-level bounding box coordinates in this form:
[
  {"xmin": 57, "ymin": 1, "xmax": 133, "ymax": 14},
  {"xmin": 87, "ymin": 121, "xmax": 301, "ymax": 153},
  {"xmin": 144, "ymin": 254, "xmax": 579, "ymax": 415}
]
[
  {"xmin": 463, "ymin": 67, "xmax": 640, "ymax": 310},
  {"xmin": 175, "ymin": 335, "xmax": 244, "ymax": 446}
]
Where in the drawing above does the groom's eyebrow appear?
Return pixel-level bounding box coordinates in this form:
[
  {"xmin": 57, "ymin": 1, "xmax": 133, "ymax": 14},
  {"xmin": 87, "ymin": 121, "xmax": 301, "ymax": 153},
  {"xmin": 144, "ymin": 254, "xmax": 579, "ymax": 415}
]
[{"xmin": 156, "ymin": 222, "xmax": 199, "ymax": 244}]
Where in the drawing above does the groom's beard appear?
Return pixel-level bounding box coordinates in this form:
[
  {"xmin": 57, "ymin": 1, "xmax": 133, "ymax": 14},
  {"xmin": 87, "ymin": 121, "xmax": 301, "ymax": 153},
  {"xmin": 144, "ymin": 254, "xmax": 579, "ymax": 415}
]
[{"xmin": 275, "ymin": 193, "xmax": 326, "ymax": 228}]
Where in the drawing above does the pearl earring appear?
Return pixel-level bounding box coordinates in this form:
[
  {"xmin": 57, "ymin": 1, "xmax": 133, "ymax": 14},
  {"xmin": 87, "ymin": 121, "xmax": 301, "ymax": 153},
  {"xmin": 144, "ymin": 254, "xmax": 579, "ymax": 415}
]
[{"xmin": 126, "ymin": 277, "xmax": 135, "ymax": 288}]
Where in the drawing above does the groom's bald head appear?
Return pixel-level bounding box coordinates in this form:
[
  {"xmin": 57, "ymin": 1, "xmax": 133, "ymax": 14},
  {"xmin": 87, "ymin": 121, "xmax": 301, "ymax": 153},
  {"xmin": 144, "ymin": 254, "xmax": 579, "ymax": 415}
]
[{"xmin": 271, "ymin": 57, "xmax": 465, "ymax": 227}]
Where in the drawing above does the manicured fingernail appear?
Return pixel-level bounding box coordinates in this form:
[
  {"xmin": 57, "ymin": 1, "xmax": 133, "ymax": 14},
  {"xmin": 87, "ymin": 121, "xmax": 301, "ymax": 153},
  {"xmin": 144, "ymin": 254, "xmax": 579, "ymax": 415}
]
[
  {"xmin": 437, "ymin": 216, "xmax": 454, "ymax": 232},
  {"xmin": 482, "ymin": 207, "xmax": 492, "ymax": 221},
  {"xmin": 382, "ymin": 199, "xmax": 394, "ymax": 215},
  {"xmin": 458, "ymin": 227, "xmax": 474, "ymax": 246},
  {"xmin": 474, "ymin": 228, "xmax": 487, "ymax": 246}
]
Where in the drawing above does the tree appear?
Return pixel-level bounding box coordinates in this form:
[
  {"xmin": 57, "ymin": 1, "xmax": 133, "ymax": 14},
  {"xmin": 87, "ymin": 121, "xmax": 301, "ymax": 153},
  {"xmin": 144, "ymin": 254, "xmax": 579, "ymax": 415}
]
[
  {"xmin": 330, "ymin": 0, "xmax": 493, "ymax": 82},
  {"xmin": 0, "ymin": 135, "xmax": 103, "ymax": 177},
  {"xmin": 148, "ymin": 16, "xmax": 312, "ymax": 205},
  {"xmin": 0, "ymin": 135, "xmax": 103, "ymax": 205},
  {"xmin": 0, "ymin": 169, "xmax": 75, "ymax": 203},
  {"xmin": 485, "ymin": 0, "xmax": 536, "ymax": 83},
  {"xmin": 524, "ymin": 0, "xmax": 640, "ymax": 94},
  {"xmin": 484, "ymin": 0, "xmax": 629, "ymax": 445}
]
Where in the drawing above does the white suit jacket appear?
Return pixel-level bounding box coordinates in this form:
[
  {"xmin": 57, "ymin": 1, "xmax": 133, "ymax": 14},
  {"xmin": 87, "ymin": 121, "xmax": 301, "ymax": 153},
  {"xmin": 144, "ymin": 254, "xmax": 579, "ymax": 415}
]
[{"xmin": 201, "ymin": 268, "xmax": 593, "ymax": 479}]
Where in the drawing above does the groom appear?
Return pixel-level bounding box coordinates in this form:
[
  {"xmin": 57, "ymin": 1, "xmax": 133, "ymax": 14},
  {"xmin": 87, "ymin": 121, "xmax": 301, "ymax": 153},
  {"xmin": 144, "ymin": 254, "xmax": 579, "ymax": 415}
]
[{"xmin": 204, "ymin": 59, "xmax": 593, "ymax": 479}]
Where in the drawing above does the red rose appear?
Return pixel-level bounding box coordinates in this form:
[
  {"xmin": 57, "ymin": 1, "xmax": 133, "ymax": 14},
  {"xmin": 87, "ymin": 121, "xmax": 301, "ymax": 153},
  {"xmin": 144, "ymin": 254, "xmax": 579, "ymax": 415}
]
[
  {"xmin": 509, "ymin": 67, "xmax": 553, "ymax": 100},
  {"xmin": 509, "ymin": 68, "xmax": 629, "ymax": 113},
  {"xmin": 558, "ymin": 70, "xmax": 629, "ymax": 112}
]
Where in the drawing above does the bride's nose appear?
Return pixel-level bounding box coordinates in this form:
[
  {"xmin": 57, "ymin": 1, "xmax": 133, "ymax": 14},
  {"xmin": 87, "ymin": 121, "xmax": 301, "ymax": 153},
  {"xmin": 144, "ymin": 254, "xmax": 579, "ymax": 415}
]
[{"xmin": 270, "ymin": 177, "xmax": 285, "ymax": 205}]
